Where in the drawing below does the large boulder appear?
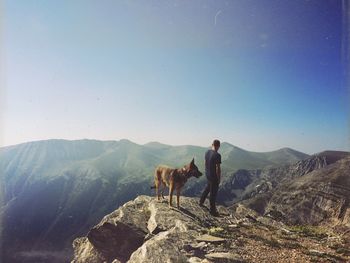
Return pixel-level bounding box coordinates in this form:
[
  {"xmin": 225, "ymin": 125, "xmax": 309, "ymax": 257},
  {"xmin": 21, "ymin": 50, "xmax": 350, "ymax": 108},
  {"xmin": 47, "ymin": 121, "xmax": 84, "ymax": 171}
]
[{"xmin": 86, "ymin": 195, "xmax": 150, "ymax": 262}]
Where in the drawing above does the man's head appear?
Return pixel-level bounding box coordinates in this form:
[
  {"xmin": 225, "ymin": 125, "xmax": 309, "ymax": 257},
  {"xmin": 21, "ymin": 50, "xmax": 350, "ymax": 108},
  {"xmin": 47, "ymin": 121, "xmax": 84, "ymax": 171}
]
[{"xmin": 212, "ymin": 139, "xmax": 220, "ymax": 151}]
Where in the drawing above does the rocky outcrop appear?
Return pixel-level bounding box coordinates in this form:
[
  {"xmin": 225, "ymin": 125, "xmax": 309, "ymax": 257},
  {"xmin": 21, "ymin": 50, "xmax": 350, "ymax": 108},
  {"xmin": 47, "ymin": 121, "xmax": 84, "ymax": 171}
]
[
  {"xmin": 72, "ymin": 194, "xmax": 350, "ymax": 263},
  {"xmin": 81, "ymin": 194, "xmax": 229, "ymax": 263},
  {"xmin": 72, "ymin": 196, "xmax": 232, "ymax": 263}
]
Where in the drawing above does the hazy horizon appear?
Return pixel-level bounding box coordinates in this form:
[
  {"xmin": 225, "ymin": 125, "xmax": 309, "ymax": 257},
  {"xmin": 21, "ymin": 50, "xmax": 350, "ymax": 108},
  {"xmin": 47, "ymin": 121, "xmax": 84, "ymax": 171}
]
[
  {"xmin": 1, "ymin": 137, "xmax": 348, "ymax": 155},
  {"xmin": 2, "ymin": 0, "xmax": 349, "ymax": 154}
]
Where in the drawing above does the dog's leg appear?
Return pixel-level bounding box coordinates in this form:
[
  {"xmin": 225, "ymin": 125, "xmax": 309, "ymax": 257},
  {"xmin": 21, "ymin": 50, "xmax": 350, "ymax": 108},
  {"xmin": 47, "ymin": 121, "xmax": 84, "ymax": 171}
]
[
  {"xmin": 156, "ymin": 184, "xmax": 160, "ymax": 201},
  {"xmin": 156, "ymin": 180, "xmax": 161, "ymax": 201},
  {"xmin": 161, "ymin": 184, "xmax": 166, "ymax": 199},
  {"xmin": 169, "ymin": 183, "xmax": 174, "ymax": 207},
  {"xmin": 176, "ymin": 187, "xmax": 181, "ymax": 209},
  {"xmin": 155, "ymin": 169, "xmax": 161, "ymax": 201}
]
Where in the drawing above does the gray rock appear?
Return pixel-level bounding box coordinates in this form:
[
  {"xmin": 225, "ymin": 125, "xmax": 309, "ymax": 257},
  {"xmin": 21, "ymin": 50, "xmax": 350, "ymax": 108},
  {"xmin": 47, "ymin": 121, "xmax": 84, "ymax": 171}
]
[
  {"xmin": 188, "ymin": 258, "xmax": 212, "ymax": 263},
  {"xmin": 73, "ymin": 196, "xmax": 151, "ymax": 262},
  {"xmin": 128, "ymin": 220, "xmax": 191, "ymax": 263},
  {"xmin": 71, "ymin": 237, "xmax": 105, "ymax": 263},
  {"xmin": 196, "ymin": 234, "xmax": 225, "ymax": 243},
  {"xmin": 192, "ymin": 242, "xmax": 207, "ymax": 249},
  {"xmin": 188, "ymin": 257, "xmax": 203, "ymax": 263},
  {"xmin": 205, "ymin": 252, "xmax": 245, "ymax": 263}
]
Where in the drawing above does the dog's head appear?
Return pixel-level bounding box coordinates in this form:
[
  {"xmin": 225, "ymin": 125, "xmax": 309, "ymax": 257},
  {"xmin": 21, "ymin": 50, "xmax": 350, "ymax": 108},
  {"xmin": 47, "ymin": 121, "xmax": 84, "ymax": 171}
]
[{"xmin": 183, "ymin": 158, "xmax": 202, "ymax": 178}]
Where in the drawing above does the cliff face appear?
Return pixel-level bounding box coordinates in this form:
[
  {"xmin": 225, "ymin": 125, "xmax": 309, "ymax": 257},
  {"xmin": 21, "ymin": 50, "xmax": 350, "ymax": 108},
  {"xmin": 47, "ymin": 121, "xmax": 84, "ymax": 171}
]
[
  {"xmin": 219, "ymin": 151, "xmax": 349, "ymax": 208},
  {"xmin": 72, "ymin": 195, "xmax": 350, "ymax": 263},
  {"xmin": 265, "ymin": 156, "xmax": 350, "ymax": 227}
]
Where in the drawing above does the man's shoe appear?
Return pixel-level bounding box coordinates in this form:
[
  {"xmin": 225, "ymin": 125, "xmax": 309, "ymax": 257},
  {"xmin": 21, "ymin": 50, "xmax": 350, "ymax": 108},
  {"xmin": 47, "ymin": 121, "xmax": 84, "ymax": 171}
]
[
  {"xmin": 199, "ymin": 202, "xmax": 205, "ymax": 207},
  {"xmin": 210, "ymin": 209, "xmax": 219, "ymax": 217}
]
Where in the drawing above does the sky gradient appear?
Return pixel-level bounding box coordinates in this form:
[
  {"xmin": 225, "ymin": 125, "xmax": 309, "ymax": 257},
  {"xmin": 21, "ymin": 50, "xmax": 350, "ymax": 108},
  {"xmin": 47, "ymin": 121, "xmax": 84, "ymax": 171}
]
[{"xmin": 1, "ymin": 0, "xmax": 349, "ymax": 154}]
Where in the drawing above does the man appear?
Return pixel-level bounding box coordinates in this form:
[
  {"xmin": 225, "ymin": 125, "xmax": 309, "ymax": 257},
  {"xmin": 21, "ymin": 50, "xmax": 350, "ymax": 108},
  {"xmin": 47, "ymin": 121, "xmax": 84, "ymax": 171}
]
[{"xmin": 199, "ymin": 139, "xmax": 221, "ymax": 216}]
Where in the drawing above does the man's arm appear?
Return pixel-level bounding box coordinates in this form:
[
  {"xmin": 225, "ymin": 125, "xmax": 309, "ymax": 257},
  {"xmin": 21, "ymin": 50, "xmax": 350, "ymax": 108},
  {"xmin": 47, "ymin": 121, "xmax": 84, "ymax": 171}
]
[
  {"xmin": 216, "ymin": 153, "xmax": 221, "ymax": 183},
  {"xmin": 205, "ymin": 151, "xmax": 208, "ymax": 170},
  {"xmin": 216, "ymin": 163, "xmax": 221, "ymax": 183}
]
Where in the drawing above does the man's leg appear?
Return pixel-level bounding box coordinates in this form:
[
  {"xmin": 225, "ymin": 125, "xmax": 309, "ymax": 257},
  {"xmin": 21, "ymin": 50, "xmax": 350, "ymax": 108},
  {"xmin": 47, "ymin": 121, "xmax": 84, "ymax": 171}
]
[
  {"xmin": 209, "ymin": 179, "xmax": 219, "ymax": 214},
  {"xmin": 199, "ymin": 181, "xmax": 211, "ymax": 205}
]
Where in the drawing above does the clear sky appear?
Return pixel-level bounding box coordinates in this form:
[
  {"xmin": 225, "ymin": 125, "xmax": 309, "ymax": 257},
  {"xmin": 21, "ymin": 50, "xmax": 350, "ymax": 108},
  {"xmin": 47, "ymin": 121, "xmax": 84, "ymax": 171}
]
[{"xmin": 1, "ymin": 0, "xmax": 349, "ymax": 154}]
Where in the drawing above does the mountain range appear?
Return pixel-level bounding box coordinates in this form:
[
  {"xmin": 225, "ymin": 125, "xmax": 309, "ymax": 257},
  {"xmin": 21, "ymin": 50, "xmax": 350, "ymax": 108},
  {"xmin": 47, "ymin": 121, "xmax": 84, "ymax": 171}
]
[{"xmin": 0, "ymin": 138, "xmax": 329, "ymax": 262}]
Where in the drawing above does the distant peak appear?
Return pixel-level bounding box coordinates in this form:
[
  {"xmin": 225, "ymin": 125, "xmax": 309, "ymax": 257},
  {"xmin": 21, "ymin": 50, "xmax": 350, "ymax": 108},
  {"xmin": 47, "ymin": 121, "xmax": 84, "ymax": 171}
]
[
  {"xmin": 220, "ymin": 142, "xmax": 247, "ymax": 151},
  {"xmin": 221, "ymin": 142, "xmax": 239, "ymax": 148},
  {"xmin": 275, "ymin": 147, "xmax": 297, "ymax": 153},
  {"xmin": 315, "ymin": 150, "xmax": 350, "ymax": 156},
  {"xmin": 119, "ymin": 139, "xmax": 133, "ymax": 143},
  {"xmin": 312, "ymin": 150, "xmax": 350, "ymax": 163},
  {"xmin": 144, "ymin": 141, "xmax": 170, "ymax": 148}
]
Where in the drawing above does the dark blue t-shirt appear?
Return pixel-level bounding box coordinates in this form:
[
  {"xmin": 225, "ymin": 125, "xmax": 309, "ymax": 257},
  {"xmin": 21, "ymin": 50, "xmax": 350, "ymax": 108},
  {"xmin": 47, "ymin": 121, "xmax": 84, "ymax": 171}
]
[{"xmin": 205, "ymin": 149, "xmax": 221, "ymax": 179}]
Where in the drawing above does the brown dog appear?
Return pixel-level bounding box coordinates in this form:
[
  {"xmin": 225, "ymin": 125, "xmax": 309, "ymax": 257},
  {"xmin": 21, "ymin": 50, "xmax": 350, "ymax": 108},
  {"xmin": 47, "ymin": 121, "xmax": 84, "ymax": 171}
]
[{"xmin": 151, "ymin": 158, "xmax": 202, "ymax": 208}]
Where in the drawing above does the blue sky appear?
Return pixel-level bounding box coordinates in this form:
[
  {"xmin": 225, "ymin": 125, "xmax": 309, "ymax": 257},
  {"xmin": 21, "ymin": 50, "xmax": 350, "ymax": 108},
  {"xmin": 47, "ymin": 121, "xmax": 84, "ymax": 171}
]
[{"xmin": 1, "ymin": 0, "xmax": 349, "ymax": 154}]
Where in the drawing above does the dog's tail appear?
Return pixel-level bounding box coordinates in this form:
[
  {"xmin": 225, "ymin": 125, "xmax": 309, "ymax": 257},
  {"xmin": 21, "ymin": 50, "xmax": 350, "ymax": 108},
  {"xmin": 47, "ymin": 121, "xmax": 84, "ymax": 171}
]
[{"xmin": 151, "ymin": 166, "xmax": 159, "ymax": 189}]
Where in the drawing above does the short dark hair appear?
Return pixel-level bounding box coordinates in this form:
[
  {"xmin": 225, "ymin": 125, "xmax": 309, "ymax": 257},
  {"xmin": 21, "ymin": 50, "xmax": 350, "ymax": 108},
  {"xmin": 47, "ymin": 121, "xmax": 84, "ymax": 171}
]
[{"xmin": 212, "ymin": 139, "xmax": 220, "ymax": 147}]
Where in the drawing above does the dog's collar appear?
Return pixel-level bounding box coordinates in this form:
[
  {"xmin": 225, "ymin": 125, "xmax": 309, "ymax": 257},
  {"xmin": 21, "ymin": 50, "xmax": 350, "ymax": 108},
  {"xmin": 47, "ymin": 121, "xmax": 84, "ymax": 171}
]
[{"xmin": 182, "ymin": 167, "xmax": 192, "ymax": 177}]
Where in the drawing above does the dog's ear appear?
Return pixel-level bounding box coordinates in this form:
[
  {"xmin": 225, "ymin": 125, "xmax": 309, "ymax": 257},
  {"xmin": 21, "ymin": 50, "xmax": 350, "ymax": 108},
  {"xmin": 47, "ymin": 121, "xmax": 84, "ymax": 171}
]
[{"xmin": 190, "ymin": 158, "xmax": 194, "ymax": 165}]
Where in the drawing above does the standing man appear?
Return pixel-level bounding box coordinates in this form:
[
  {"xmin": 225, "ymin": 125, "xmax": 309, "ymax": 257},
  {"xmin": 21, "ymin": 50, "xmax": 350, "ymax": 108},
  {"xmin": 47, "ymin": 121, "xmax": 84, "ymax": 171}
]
[{"xmin": 199, "ymin": 139, "xmax": 221, "ymax": 216}]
